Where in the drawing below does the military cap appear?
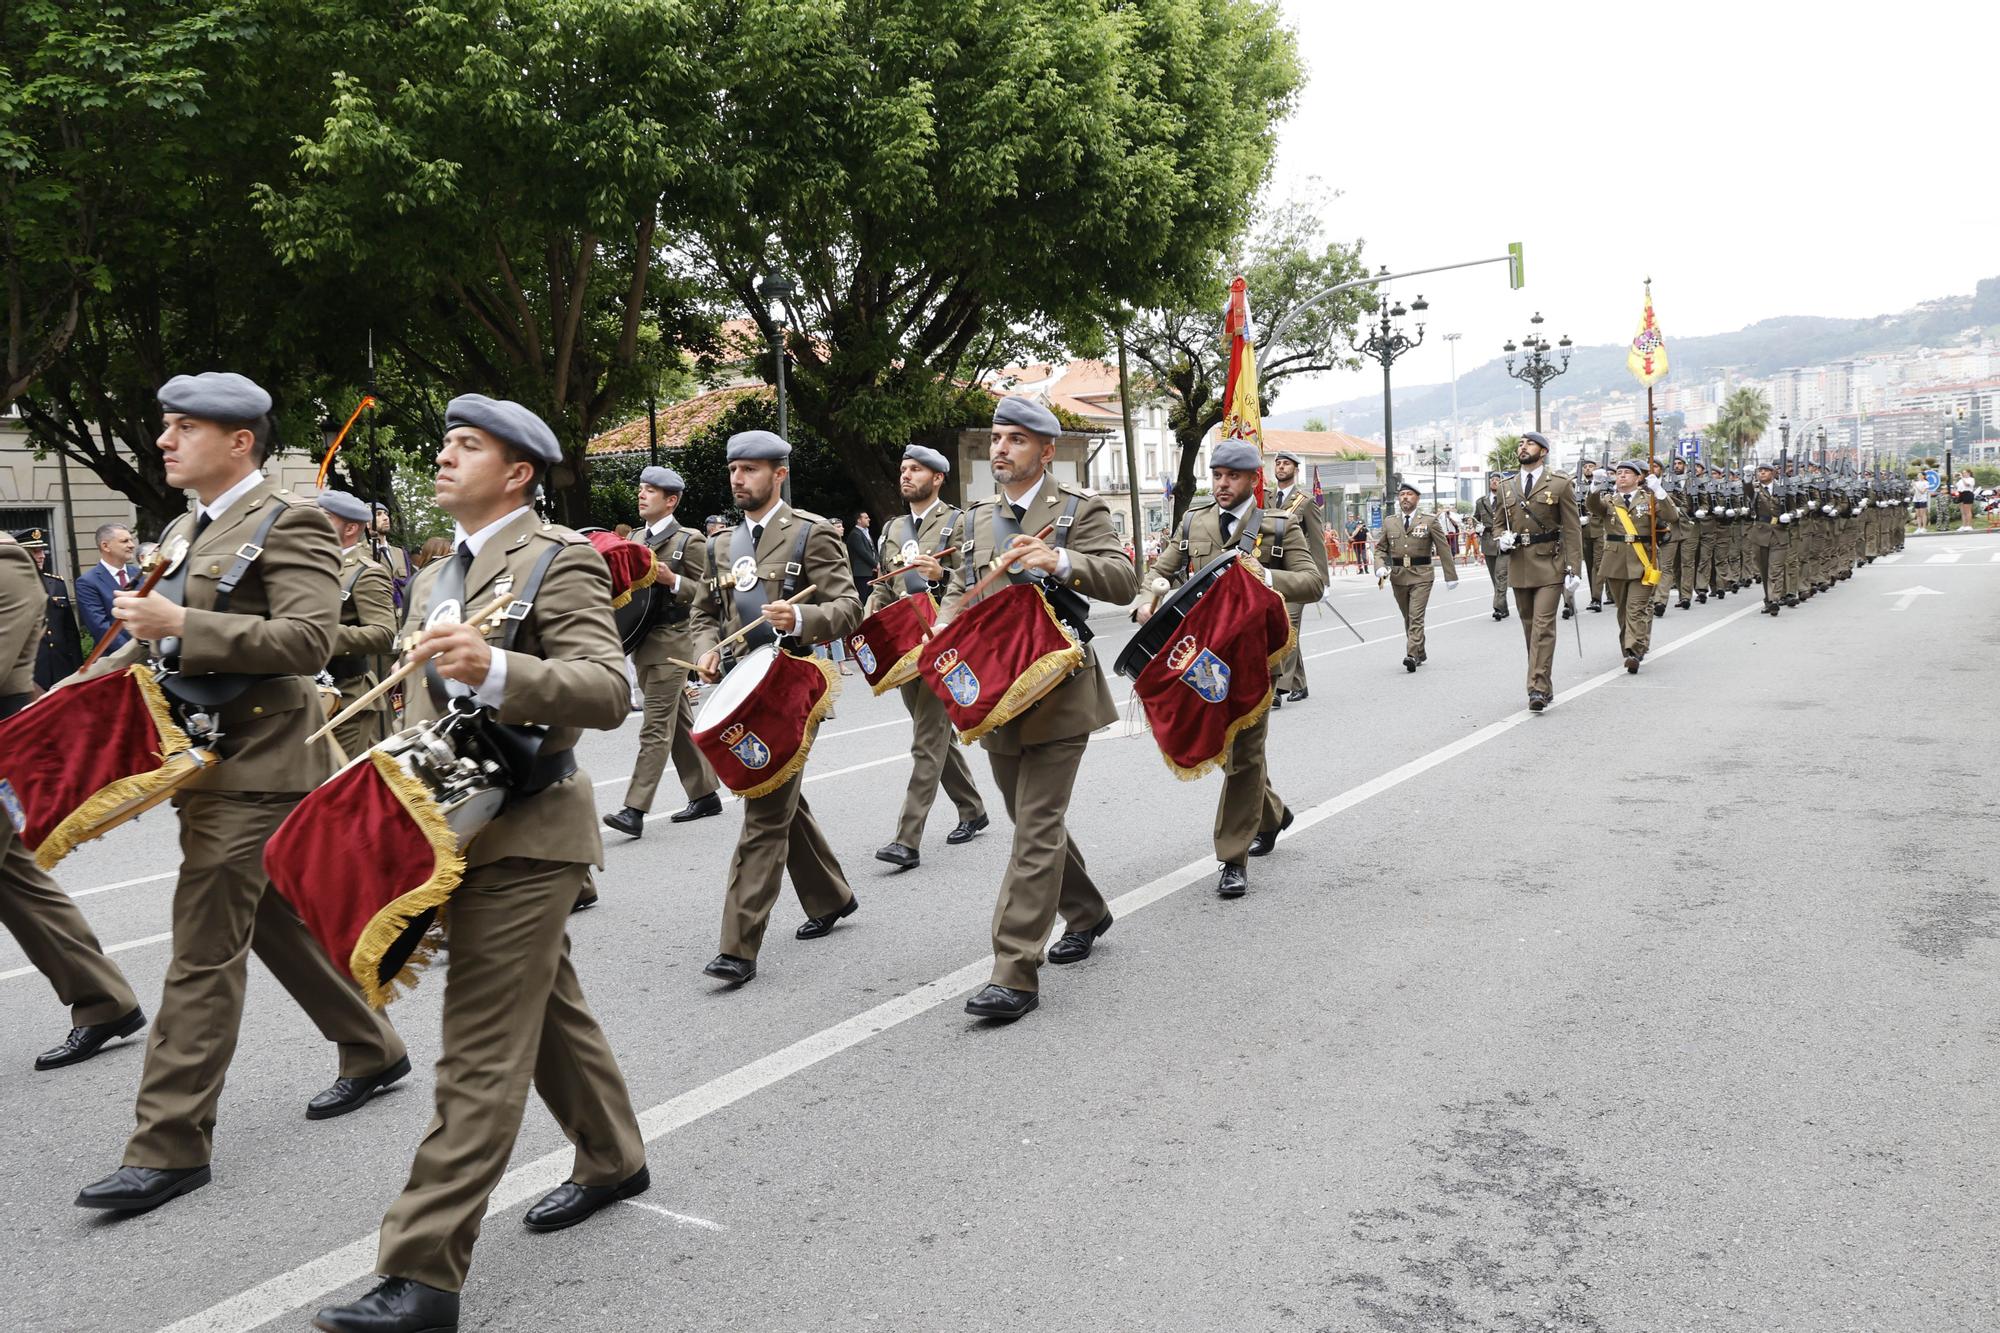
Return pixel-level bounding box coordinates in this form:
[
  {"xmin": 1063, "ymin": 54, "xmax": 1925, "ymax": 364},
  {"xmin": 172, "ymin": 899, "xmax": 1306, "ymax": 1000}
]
[
  {"xmin": 1397, "ymin": 478, "xmax": 1422, "ymax": 496},
  {"xmin": 639, "ymin": 465, "xmax": 685, "ymax": 492},
  {"xmin": 11, "ymin": 526, "xmax": 48, "ymax": 547},
  {"xmin": 1614, "ymin": 458, "xmax": 1645, "ymax": 475},
  {"xmin": 445, "ymin": 394, "xmax": 560, "ymax": 464},
  {"xmin": 1210, "ymin": 438, "xmax": 1261, "ymax": 472},
  {"xmin": 992, "ymin": 396, "xmax": 1061, "ymax": 438},
  {"xmin": 1521, "ymin": 431, "xmax": 1551, "ymax": 450},
  {"xmin": 902, "ymin": 443, "xmax": 951, "ymax": 474},
  {"xmin": 725, "ymin": 429, "xmax": 791, "ymax": 463},
  {"xmin": 1273, "ymin": 449, "xmax": 1303, "ymax": 465},
  {"xmin": 158, "ymin": 371, "xmax": 272, "ymax": 422},
  {"xmin": 315, "ymin": 490, "xmax": 372, "ymax": 523}
]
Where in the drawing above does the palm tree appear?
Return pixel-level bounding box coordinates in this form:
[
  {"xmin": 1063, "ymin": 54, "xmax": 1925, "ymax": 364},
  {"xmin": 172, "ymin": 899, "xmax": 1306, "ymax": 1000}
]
[{"xmin": 1713, "ymin": 387, "xmax": 1773, "ymax": 466}]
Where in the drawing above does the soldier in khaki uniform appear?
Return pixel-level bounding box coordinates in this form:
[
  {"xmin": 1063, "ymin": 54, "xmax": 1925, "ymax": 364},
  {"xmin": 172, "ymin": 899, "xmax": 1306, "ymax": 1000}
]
[
  {"xmin": 1749, "ymin": 461, "xmax": 1794, "ymax": 614},
  {"xmin": 1651, "ymin": 458, "xmax": 1695, "ymax": 615},
  {"xmin": 315, "ymin": 489, "xmax": 397, "ymax": 758},
  {"xmin": 1492, "ymin": 431, "xmax": 1584, "ymax": 711},
  {"xmin": 603, "ymin": 464, "xmax": 722, "ymax": 839},
  {"xmin": 1574, "ymin": 457, "xmax": 1607, "ymax": 616},
  {"xmin": 74, "ymin": 373, "xmax": 407, "ymax": 1216},
  {"xmin": 1587, "ymin": 458, "xmax": 1679, "ymax": 672},
  {"xmin": 0, "ymin": 535, "xmax": 147, "ymax": 1072},
  {"xmin": 694, "ymin": 430, "xmax": 864, "ymax": 987},
  {"xmin": 867, "ymin": 443, "xmax": 987, "ymax": 870},
  {"xmin": 316, "ymin": 395, "xmax": 648, "ymax": 1333},
  {"xmin": 945, "ymin": 397, "xmax": 1137, "ymax": 1021},
  {"xmin": 1140, "ymin": 439, "xmax": 1323, "ymax": 897},
  {"xmin": 1474, "ymin": 471, "xmax": 1511, "ymax": 619},
  {"xmin": 1267, "ymin": 449, "xmax": 1324, "ymax": 704},
  {"xmin": 1374, "ymin": 479, "xmax": 1459, "ymax": 671}
]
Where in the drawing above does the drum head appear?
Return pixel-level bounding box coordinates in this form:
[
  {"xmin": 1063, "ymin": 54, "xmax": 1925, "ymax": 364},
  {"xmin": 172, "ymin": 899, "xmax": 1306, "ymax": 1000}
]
[
  {"xmin": 1114, "ymin": 549, "xmax": 1238, "ymax": 680},
  {"xmin": 613, "ymin": 583, "xmax": 655, "ymax": 653},
  {"xmin": 692, "ymin": 642, "xmax": 777, "ymax": 733}
]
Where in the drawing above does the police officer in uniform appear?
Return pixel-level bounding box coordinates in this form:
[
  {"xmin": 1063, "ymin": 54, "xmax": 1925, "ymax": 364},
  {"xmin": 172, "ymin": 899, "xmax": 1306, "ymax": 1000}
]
[
  {"xmin": 1588, "ymin": 459, "xmax": 1678, "ymax": 672},
  {"xmin": 603, "ymin": 464, "xmax": 723, "ymax": 839},
  {"xmin": 1492, "ymin": 431, "xmax": 1583, "ymax": 712},
  {"xmin": 74, "ymin": 372, "xmax": 407, "ymax": 1215},
  {"xmin": 314, "ymin": 490, "xmax": 397, "ymax": 757},
  {"xmin": 1374, "ymin": 478, "xmax": 1458, "ymax": 671},
  {"xmin": 1140, "ymin": 439, "xmax": 1322, "ymax": 896},
  {"xmin": 315, "ymin": 395, "xmax": 647, "ymax": 1333},
  {"xmin": 694, "ymin": 430, "xmax": 864, "ymax": 987},
  {"xmin": 1474, "ymin": 471, "xmax": 1510, "ymax": 619},
  {"xmin": 19, "ymin": 529, "xmax": 84, "ymax": 689},
  {"xmin": 1267, "ymin": 448, "xmax": 1324, "ymax": 703},
  {"xmin": 868, "ymin": 443, "xmax": 988, "ymax": 870},
  {"xmin": 0, "ymin": 533, "xmax": 147, "ymax": 1071},
  {"xmin": 944, "ymin": 397, "xmax": 1137, "ymax": 1020}
]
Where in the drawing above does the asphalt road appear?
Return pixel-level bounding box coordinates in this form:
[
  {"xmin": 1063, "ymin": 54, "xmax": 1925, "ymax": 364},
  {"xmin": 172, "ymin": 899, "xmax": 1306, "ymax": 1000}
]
[{"xmin": 3, "ymin": 537, "xmax": 1996, "ymax": 1333}]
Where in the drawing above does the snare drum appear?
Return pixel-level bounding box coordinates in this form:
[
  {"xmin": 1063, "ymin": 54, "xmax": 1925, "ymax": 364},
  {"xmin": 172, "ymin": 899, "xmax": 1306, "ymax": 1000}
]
[
  {"xmin": 690, "ymin": 643, "xmax": 839, "ymax": 799},
  {"xmin": 847, "ymin": 593, "xmax": 936, "ymax": 694},
  {"xmin": 1114, "ymin": 548, "xmax": 1240, "ymax": 680},
  {"xmin": 918, "ymin": 582, "xmax": 1083, "ymax": 744}
]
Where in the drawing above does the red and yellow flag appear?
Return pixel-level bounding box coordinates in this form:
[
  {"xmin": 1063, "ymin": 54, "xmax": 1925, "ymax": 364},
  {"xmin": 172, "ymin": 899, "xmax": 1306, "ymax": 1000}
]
[
  {"xmin": 1220, "ymin": 275, "xmax": 1265, "ymax": 502},
  {"xmin": 1627, "ymin": 280, "xmax": 1669, "ymax": 387}
]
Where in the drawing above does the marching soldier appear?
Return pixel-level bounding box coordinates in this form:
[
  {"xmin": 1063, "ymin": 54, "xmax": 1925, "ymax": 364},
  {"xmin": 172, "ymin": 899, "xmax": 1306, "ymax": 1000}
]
[
  {"xmin": 1492, "ymin": 431, "xmax": 1584, "ymax": 712},
  {"xmin": 1374, "ymin": 478, "xmax": 1459, "ymax": 671},
  {"xmin": 1587, "ymin": 459, "xmax": 1678, "ymax": 672},
  {"xmin": 944, "ymin": 397, "xmax": 1137, "ymax": 1020},
  {"xmin": 867, "ymin": 443, "xmax": 988, "ymax": 870},
  {"xmin": 74, "ymin": 372, "xmax": 407, "ymax": 1216},
  {"xmin": 18, "ymin": 529, "xmax": 84, "ymax": 689},
  {"xmin": 0, "ymin": 533, "xmax": 147, "ymax": 1072},
  {"xmin": 603, "ymin": 465, "xmax": 724, "ymax": 839},
  {"xmin": 314, "ymin": 490, "xmax": 397, "ymax": 757},
  {"xmin": 1650, "ymin": 458, "xmax": 1694, "ymax": 615},
  {"xmin": 1690, "ymin": 462, "xmax": 1722, "ymax": 603},
  {"xmin": 1474, "ymin": 471, "xmax": 1510, "ymax": 619},
  {"xmin": 1572, "ymin": 457, "xmax": 1606, "ymax": 617},
  {"xmin": 368, "ymin": 502, "xmax": 411, "ymax": 600},
  {"xmin": 1721, "ymin": 465, "xmax": 1750, "ymax": 594},
  {"xmin": 1140, "ymin": 439, "xmax": 1322, "ymax": 897},
  {"xmin": 1750, "ymin": 461, "xmax": 1794, "ymax": 614},
  {"xmin": 1268, "ymin": 448, "xmax": 1324, "ymax": 703},
  {"xmin": 316, "ymin": 395, "xmax": 648, "ymax": 1333},
  {"xmin": 694, "ymin": 430, "xmax": 864, "ymax": 987}
]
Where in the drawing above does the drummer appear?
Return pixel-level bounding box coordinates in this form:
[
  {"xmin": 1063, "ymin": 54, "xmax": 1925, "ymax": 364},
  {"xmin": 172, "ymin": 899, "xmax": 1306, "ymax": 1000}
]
[
  {"xmin": 942, "ymin": 396, "xmax": 1138, "ymax": 1022},
  {"xmin": 867, "ymin": 443, "xmax": 988, "ymax": 870},
  {"xmin": 1139, "ymin": 439, "xmax": 1324, "ymax": 898},
  {"xmin": 693, "ymin": 429, "xmax": 865, "ymax": 987},
  {"xmin": 314, "ymin": 489, "xmax": 397, "ymax": 755}
]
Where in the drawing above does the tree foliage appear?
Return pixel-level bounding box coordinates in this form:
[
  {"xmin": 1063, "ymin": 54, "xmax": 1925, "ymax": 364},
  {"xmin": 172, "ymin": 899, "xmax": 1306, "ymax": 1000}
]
[
  {"xmin": 1712, "ymin": 386, "xmax": 1773, "ymax": 462},
  {"xmin": 1486, "ymin": 433, "xmax": 1521, "ymax": 472}
]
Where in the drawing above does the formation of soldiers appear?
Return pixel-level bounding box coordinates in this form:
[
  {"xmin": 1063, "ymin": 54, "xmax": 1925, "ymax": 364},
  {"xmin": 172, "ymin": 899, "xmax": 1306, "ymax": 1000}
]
[{"xmin": 0, "ymin": 377, "xmax": 1918, "ymax": 1332}]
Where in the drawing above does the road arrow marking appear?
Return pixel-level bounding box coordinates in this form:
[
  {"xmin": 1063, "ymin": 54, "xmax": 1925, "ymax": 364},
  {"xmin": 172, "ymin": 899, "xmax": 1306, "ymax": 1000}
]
[{"xmin": 1886, "ymin": 586, "xmax": 1944, "ymax": 611}]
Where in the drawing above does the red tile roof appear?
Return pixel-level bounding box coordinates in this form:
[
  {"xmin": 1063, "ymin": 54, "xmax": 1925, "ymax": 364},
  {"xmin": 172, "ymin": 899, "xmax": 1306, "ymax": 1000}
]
[{"xmin": 587, "ymin": 385, "xmax": 766, "ymax": 456}]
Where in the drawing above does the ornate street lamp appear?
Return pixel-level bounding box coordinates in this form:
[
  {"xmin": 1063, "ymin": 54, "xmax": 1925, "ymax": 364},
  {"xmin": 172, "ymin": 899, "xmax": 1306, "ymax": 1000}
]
[
  {"xmin": 755, "ymin": 271, "xmax": 796, "ymax": 502},
  {"xmin": 1352, "ymin": 273, "xmax": 1427, "ymax": 501},
  {"xmin": 1502, "ymin": 311, "xmax": 1572, "ymax": 433}
]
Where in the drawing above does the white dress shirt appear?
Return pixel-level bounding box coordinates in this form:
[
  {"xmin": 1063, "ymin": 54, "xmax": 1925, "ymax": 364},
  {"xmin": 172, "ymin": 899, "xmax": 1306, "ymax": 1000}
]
[{"xmin": 448, "ymin": 505, "xmax": 535, "ymax": 705}]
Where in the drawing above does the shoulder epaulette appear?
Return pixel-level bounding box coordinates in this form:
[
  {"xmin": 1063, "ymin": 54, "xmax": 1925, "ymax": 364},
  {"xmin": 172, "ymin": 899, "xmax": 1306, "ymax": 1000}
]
[
  {"xmin": 1057, "ymin": 481, "xmax": 1095, "ymax": 500},
  {"xmin": 788, "ymin": 507, "xmax": 828, "ymax": 525},
  {"xmin": 533, "ymin": 523, "xmax": 591, "ymax": 547},
  {"xmin": 1187, "ymin": 496, "xmax": 1217, "ymax": 511}
]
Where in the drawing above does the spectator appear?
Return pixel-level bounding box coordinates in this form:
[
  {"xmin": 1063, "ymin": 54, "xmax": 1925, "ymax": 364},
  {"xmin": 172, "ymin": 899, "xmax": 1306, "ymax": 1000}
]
[
  {"xmin": 613, "ymin": 522, "xmax": 633, "ymax": 539},
  {"xmin": 1955, "ymin": 468, "xmax": 1976, "ymax": 530},
  {"xmin": 1910, "ymin": 473, "xmax": 1930, "ymax": 532},
  {"xmin": 414, "ymin": 535, "xmax": 454, "ymax": 570},
  {"xmin": 1347, "ymin": 516, "xmax": 1369, "ymax": 573},
  {"xmin": 845, "ymin": 510, "xmax": 879, "ymax": 589},
  {"xmin": 76, "ymin": 521, "xmax": 140, "ymax": 654},
  {"xmin": 704, "ymin": 513, "xmax": 727, "ymax": 536}
]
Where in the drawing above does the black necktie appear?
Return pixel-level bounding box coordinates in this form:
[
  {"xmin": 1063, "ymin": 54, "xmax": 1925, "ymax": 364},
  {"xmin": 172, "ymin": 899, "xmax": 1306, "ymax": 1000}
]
[
  {"xmin": 190, "ymin": 511, "xmax": 213, "ymax": 547},
  {"xmin": 1218, "ymin": 511, "xmax": 1236, "ymax": 543},
  {"xmin": 1010, "ymin": 503, "xmax": 1026, "ymax": 525},
  {"xmin": 751, "ymin": 523, "xmax": 764, "ymax": 549},
  {"xmin": 456, "ymin": 540, "xmax": 474, "ymax": 577}
]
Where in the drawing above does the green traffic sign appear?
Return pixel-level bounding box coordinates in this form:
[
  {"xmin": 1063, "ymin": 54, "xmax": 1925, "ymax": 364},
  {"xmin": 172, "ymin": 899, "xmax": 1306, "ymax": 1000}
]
[{"xmin": 1508, "ymin": 241, "xmax": 1525, "ymax": 290}]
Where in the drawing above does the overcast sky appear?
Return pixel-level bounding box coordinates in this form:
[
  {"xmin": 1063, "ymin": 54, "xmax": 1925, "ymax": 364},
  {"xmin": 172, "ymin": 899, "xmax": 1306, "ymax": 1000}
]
[{"xmin": 1267, "ymin": 0, "xmax": 2000, "ymax": 416}]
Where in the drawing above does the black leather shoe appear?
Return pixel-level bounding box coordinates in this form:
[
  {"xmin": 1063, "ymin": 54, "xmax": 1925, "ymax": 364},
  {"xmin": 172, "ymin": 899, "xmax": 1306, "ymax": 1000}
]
[
  {"xmin": 1285, "ymin": 687, "xmax": 1308, "ymax": 703},
  {"xmin": 945, "ymin": 814, "xmax": 989, "ymax": 845},
  {"xmin": 796, "ymin": 895, "xmax": 858, "ymax": 940},
  {"xmin": 668, "ymin": 792, "xmax": 723, "ymax": 823},
  {"xmin": 874, "ymin": 842, "xmax": 919, "ymax": 869},
  {"xmin": 964, "ymin": 984, "xmax": 1037, "ymax": 1020},
  {"xmin": 1270, "ymin": 691, "xmax": 1283, "ymax": 709},
  {"xmin": 1216, "ymin": 862, "xmax": 1248, "ymax": 898},
  {"xmin": 1588, "ymin": 601, "xmax": 1603, "ymax": 613},
  {"xmin": 1696, "ymin": 591, "xmax": 1707, "ymax": 604},
  {"xmin": 602, "ymin": 806, "xmax": 644, "ymax": 838},
  {"xmin": 35, "ymin": 1008, "xmax": 145, "ymax": 1071},
  {"xmin": 1047, "ymin": 913, "xmax": 1113, "ymax": 965},
  {"xmin": 524, "ymin": 1165, "xmax": 651, "ymax": 1233},
  {"xmin": 1677, "ymin": 599, "xmax": 1691, "ymax": 610},
  {"xmin": 1247, "ymin": 808, "xmax": 1294, "ymax": 858},
  {"xmin": 1765, "ymin": 602, "xmax": 1780, "ymax": 615},
  {"xmin": 1528, "ymin": 692, "xmax": 1549, "ymax": 712},
  {"xmin": 570, "ymin": 893, "xmax": 598, "ymax": 914},
  {"xmin": 76, "ymin": 1164, "xmax": 210, "ymax": 1212},
  {"xmin": 312, "ymin": 1276, "xmax": 460, "ymax": 1332},
  {"xmin": 1624, "ymin": 653, "xmax": 1640, "ymax": 673},
  {"xmin": 703, "ymin": 954, "xmax": 755, "ymax": 985},
  {"xmin": 1560, "ymin": 604, "xmax": 1574, "ymax": 620},
  {"xmin": 307, "ymin": 1054, "xmax": 411, "ymax": 1121},
  {"xmin": 1651, "ymin": 603, "xmax": 1666, "ymax": 618},
  {"xmin": 1491, "ymin": 608, "xmax": 1507, "ymax": 620},
  {"xmin": 1402, "ymin": 656, "xmax": 1416, "ymax": 672}
]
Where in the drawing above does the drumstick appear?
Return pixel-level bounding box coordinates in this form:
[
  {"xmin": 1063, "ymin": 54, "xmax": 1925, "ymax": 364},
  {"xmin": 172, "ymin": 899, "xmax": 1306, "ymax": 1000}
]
[
  {"xmin": 306, "ymin": 591, "xmax": 515, "ymax": 746},
  {"xmin": 866, "ymin": 547, "xmax": 959, "ymax": 585},
  {"xmin": 80, "ymin": 546, "xmax": 175, "ymax": 673},
  {"xmin": 709, "ymin": 582, "xmax": 820, "ymax": 657}
]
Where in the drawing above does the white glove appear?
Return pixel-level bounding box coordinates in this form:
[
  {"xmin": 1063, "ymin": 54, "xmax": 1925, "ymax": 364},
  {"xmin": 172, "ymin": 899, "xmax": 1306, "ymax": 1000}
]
[
  {"xmin": 1563, "ymin": 572, "xmax": 1582, "ymax": 595},
  {"xmin": 1694, "ymin": 508, "xmax": 1709, "ymax": 519},
  {"xmin": 1496, "ymin": 531, "xmax": 1518, "ymax": 552},
  {"xmin": 1445, "ymin": 580, "xmax": 1458, "ymax": 591},
  {"xmin": 1779, "ymin": 513, "xmax": 1792, "ymax": 524},
  {"xmin": 1645, "ymin": 475, "xmax": 1667, "ymax": 498},
  {"xmin": 1856, "ymin": 498, "xmax": 1868, "ymax": 509},
  {"xmin": 1823, "ymin": 504, "xmax": 1836, "ymax": 516}
]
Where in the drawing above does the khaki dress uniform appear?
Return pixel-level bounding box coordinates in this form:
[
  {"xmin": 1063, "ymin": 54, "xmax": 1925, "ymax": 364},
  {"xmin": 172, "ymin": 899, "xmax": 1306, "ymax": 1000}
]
[
  {"xmin": 1749, "ymin": 480, "xmax": 1793, "ymax": 608},
  {"xmin": 620, "ymin": 516, "xmax": 720, "ymax": 814},
  {"xmin": 374, "ymin": 509, "xmax": 645, "ymax": 1293},
  {"xmin": 868, "ymin": 504, "xmax": 985, "ymax": 851},
  {"xmin": 0, "ymin": 544, "xmax": 143, "ymax": 1039},
  {"xmin": 1373, "ymin": 505, "xmax": 1458, "ymax": 664},
  {"xmin": 1576, "ymin": 468, "xmax": 1607, "ymax": 609},
  {"xmin": 1652, "ymin": 473, "xmax": 1695, "ymax": 611},
  {"xmin": 1495, "ymin": 465, "xmax": 1585, "ymax": 701},
  {"xmin": 1474, "ymin": 490, "xmax": 1510, "ymax": 616},
  {"xmin": 1146, "ymin": 498, "xmax": 1323, "ymax": 866},
  {"xmin": 1587, "ymin": 484, "xmax": 1678, "ymax": 661},
  {"xmin": 89, "ymin": 477, "xmax": 405, "ymax": 1169},
  {"xmin": 697, "ymin": 503, "xmax": 863, "ymax": 962},
  {"xmin": 328, "ymin": 545, "xmax": 396, "ymax": 758},
  {"xmin": 940, "ymin": 479, "xmax": 1137, "ymax": 993},
  {"xmin": 1692, "ymin": 472, "xmax": 1723, "ymax": 599},
  {"xmin": 1267, "ymin": 483, "xmax": 1325, "ymax": 696}
]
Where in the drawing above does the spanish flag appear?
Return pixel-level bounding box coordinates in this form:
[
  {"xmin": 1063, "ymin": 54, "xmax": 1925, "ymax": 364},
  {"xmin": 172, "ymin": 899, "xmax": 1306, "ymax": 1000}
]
[
  {"xmin": 1220, "ymin": 276, "xmax": 1265, "ymax": 501},
  {"xmin": 1627, "ymin": 280, "xmax": 1669, "ymax": 387}
]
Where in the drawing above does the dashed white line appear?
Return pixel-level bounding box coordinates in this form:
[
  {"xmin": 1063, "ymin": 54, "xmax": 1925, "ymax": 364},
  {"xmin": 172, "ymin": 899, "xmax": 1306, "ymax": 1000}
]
[{"xmin": 622, "ymin": 1199, "xmax": 728, "ymax": 1232}]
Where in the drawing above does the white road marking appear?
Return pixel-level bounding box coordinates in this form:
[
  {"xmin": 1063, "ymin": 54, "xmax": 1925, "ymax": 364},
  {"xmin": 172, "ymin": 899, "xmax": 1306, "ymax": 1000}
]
[
  {"xmin": 1925, "ymin": 553, "xmax": 1961, "ymax": 564},
  {"xmin": 1303, "ymin": 608, "xmax": 1492, "ymax": 661},
  {"xmin": 0, "ymin": 930, "xmax": 173, "ymax": 982},
  {"xmin": 1884, "ymin": 586, "xmax": 1943, "ymax": 611},
  {"xmin": 156, "ymin": 599, "xmax": 1763, "ymax": 1333},
  {"xmin": 71, "ymin": 870, "xmax": 176, "ymax": 899},
  {"xmin": 622, "ymin": 1199, "xmax": 728, "ymax": 1232}
]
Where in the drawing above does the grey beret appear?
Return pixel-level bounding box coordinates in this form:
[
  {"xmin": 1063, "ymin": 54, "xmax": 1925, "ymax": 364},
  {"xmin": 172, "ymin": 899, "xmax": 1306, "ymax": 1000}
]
[
  {"xmin": 1520, "ymin": 431, "xmax": 1550, "ymax": 450},
  {"xmin": 639, "ymin": 465, "xmax": 685, "ymax": 492},
  {"xmin": 992, "ymin": 396, "xmax": 1060, "ymax": 438},
  {"xmin": 725, "ymin": 429, "xmax": 791, "ymax": 463},
  {"xmin": 445, "ymin": 393, "xmax": 560, "ymax": 464},
  {"xmin": 902, "ymin": 443, "xmax": 951, "ymax": 474},
  {"xmin": 1273, "ymin": 449, "xmax": 1303, "ymax": 465},
  {"xmin": 1209, "ymin": 438, "xmax": 1260, "ymax": 472},
  {"xmin": 315, "ymin": 490, "xmax": 372, "ymax": 523},
  {"xmin": 1397, "ymin": 478, "xmax": 1422, "ymax": 496},
  {"xmin": 1614, "ymin": 458, "xmax": 1645, "ymax": 475},
  {"xmin": 158, "ymin": 371, "xmax": 272, "ymax": 422}
]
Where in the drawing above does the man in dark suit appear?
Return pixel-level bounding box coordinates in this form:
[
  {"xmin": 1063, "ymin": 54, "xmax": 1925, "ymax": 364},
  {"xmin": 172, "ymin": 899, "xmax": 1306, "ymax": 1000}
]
[
  {"xmin": 76, "ymin": 522, "xmax": 141, "ymax": 655},
  {"xmin": 846, "ymin": 510, "xmax": 879, "ymax": 588},
  {"xmin": 18, "ymin": 531, "xmax": 83, "ymax": 688}
]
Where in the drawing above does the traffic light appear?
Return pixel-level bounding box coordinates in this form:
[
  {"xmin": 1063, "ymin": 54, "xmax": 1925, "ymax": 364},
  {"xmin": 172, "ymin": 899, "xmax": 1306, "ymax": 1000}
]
[{"xmin": 1508, "ymin": 241, "xmax": 1525, "ymax": 290}]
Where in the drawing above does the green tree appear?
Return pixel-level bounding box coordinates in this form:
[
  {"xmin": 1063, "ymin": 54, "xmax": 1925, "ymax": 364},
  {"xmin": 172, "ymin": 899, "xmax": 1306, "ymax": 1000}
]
[
  {"xmin": 1487, "ymin": 433, "xmax": 1522, "ymax": 472},
  {"xmin": 1302, "ymin": 416, "xmax": 1328, "ymax": 432},
  {"xmin": 1712, "ymin": 386, "xmax": 1773, "ymax": 464},
  {"xmin": 692, "ymin": 0, "xmax": 1304, "ymax": 520}
]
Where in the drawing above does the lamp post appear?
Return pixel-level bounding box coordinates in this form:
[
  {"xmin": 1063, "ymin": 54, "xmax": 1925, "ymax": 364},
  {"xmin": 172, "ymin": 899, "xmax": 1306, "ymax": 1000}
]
[
  {"xmin": 756, "ymin": 272, "xmax": 795, "ymax": 503},
  {"xmin": 1502, "ymin": 311, "xmax": 1572, "ymax": 433},
  {"xmin": 1443, "ymin": 330, "xmax": 1461, "ymax": 506},
  {"xmin": 1351, "ymin": 276, "xmax": 1427, "ymax": 509}
]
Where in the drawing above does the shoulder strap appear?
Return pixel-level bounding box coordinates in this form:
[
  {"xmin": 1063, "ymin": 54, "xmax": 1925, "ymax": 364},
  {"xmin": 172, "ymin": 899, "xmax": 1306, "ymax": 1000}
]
[
  {"xmin": 1049, "ymin": 494, "xmax": 1082, "ymax": 550},
  {"xmin": 339, "ymin": 560, "xmax": 366, "ymax": 603},
  {"xmin": 669, "ymin": 531, "xmax": 693, "ymax": 567},
  {"xmin": 498, "ymin": 540, "xmax": 566, "ymax": 653},
  {"xmin": 212, "ymin": 498, "xmax": 291, "ymax": 614},
  {"xmin": 781, "ymin": 517, "xmax": 814, "ymax": 599}
]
